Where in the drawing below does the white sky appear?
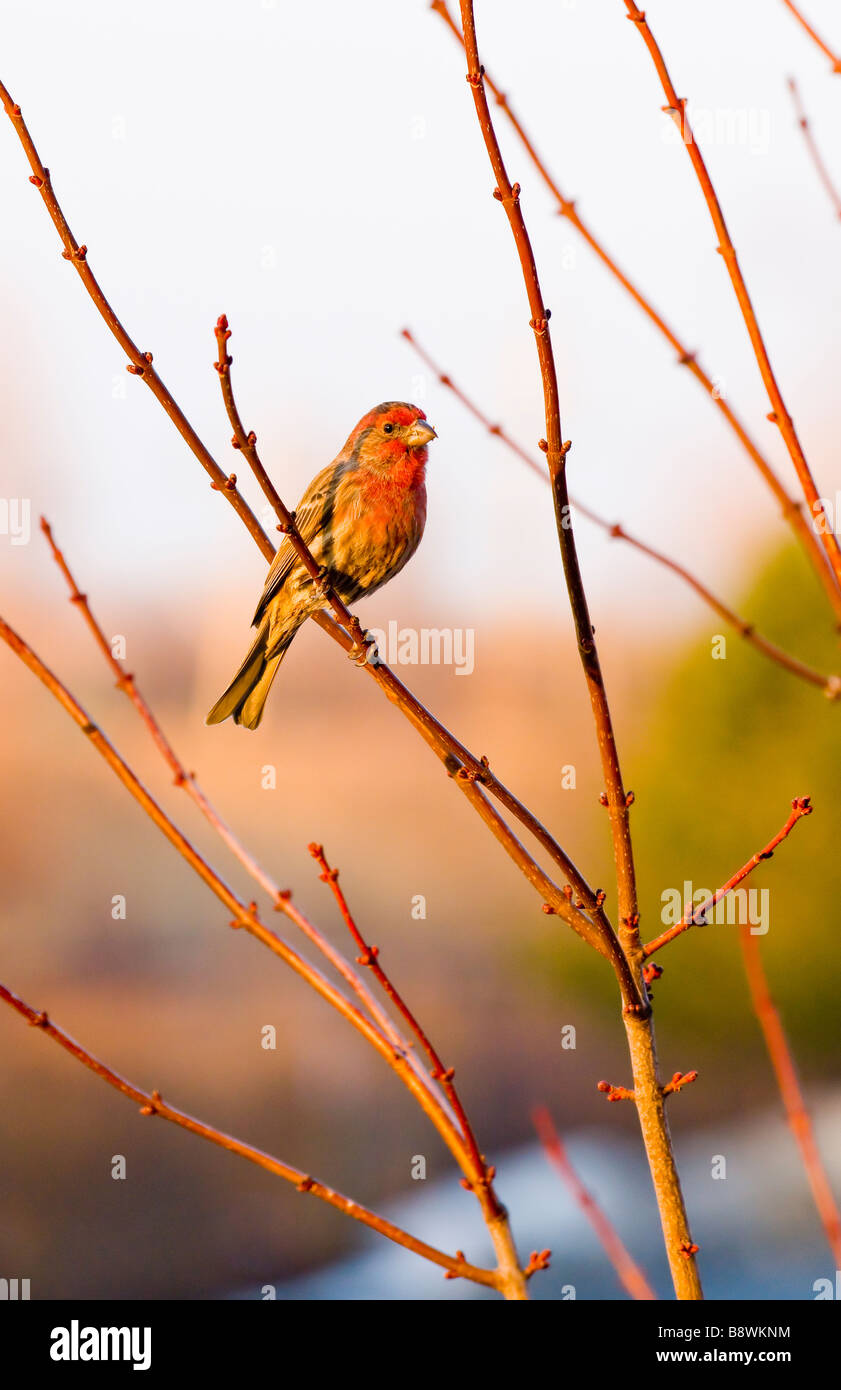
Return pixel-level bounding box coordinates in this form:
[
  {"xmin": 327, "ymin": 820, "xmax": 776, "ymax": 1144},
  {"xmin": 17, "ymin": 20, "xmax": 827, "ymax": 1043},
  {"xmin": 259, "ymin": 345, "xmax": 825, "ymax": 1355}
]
[{"xmin": 2, "ymin": 0, "xmax": 840, "ymax": 636}]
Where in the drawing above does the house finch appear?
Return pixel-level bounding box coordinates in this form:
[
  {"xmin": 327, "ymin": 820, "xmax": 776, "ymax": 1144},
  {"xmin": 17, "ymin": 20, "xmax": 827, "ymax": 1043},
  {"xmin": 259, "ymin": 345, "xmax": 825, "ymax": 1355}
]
[{"xmin": 206, "ymin": 401, "xmax": 436, "ymax": 729}]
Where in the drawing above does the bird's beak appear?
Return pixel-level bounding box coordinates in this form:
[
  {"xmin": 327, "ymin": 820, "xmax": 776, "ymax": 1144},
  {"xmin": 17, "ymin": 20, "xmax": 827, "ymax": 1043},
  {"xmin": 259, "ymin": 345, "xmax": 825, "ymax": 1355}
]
[{"xmin": 404, "ymin": 419, "xmax": 437, "ymax": 448}]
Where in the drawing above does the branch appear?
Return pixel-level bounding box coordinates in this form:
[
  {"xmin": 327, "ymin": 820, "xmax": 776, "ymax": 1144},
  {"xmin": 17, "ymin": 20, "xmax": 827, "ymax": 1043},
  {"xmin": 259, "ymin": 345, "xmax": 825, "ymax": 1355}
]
[
  {"xmin": 306, "ymin": 843, "xmax": 533, "ymax": 1292},
  {"xmin": 457, "ymin": 0, "xmax": 702, "ymax": 1299},
  {"xmin": 401, "ymin": 329, "xmax": 840, "ymax": 700},
  {"xmin": 643, "ymin": 797, "xmax": 814, "ymax": 957},
  {"xmin": 429, "ymin": 0, "xmax": 841, "ymax": 629},
  {"xmin": 456, "ymin": 2, "xmax": 640, "ymax": 960},
  {"xmin": 0, "ymin": 614, "xmax": 489, "ymax": 1197},
  {"xmin": 532, "ymin": 1105, "xmax": 656, "ymax": 1300},
  {"xmin": 781, "ymin": 1, "xmax": 841, "ymax": 73},
  {"xmin": 0, "ymin": 981, "xmax": 498, "ymax": 1290},
  {"xmin": 623, "ymin": 3, "xmax": 841, "ymax": 600},
  {"xmin": 214, "ymin": 314, "xmax": 291, "ymax": 521},
  {"xmin": 39, "ymin": 515, "xmax": 418, "ymax": 1062},
  {"xmin": 310, "ymin": 843, "xmax": 494, "ymax": 1180},
  {"xmin": 787, "ymin": 76, "xmax": 841, "ymax": 222},
  {"xmin": 0, "ymin": 83, "xmax": 276, "ymax": 565},
  {"xmin": 0, "ymin": 77, "xmax": 630, "ymax": 992},
  {"xmin": 738, "ymin": 926, "xmax": 841, "ymax": 1266}
]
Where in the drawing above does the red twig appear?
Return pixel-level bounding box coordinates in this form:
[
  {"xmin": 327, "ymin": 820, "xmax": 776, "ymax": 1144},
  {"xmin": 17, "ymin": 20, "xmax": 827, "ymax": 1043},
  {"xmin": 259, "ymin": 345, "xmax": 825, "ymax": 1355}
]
[
  {"xmin": 213, "ymin": 314, "xmax": 289, "ymax": 521},
  {"xmin": 781, "ymin": 1, "xmax": 841, "ymax": 73},
  {"xmin": 0, "ymin": 981, "xmax": 498, "ymax": 1288},
  {"xmin": 456, "ymin": 2, "xmax": 640, "ymax": 968},
  {"xmin": 787, "ymin": 76, "xmax": 841, "ymax": 221},
  {"xmin": 0, "ymin": 616, "xmax": 476, "ymax": 1185},
  {"xmin": 643, "ymin": 797, "xmax": 814, "ymax": 957},
  {"xmin": 0, "ymin": 612, "xmax": 532, "ymax": 1296},
  {"xmin": 401, "ymin": 329, "xmax": 840, "ymax": 699},
  {"xmin": 532, "ymin": 1106, "xmax": 656, "ymax": 1300},
  {"xmin": 429, "ymin": 0, "xmax": 841, "ymax": 629},
  {"xmin": 309, "ymin": 843, "xmax": 493, "ymax": 1193},
  {"xmin": 739, "ymin": 928, "xmax": 841, "ymax": 1266},
  {"xmin": 39, "ymin": 515, "xmax": 420, "ymax": 1064},
  {"xmin": 457, "ymin": 0, "xmax": 700, "ymax": 1298},
  {"xmin": 623, "ymin": 2, "xmax": 841, "ymax": 600}
]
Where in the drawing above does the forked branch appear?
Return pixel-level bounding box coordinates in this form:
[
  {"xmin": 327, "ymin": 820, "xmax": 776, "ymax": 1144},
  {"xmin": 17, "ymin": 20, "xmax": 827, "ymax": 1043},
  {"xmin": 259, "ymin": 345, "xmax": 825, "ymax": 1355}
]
[
  {"xmin": 401, "ymin": 329, "xmax": 840, "ymax": 699},
  {"xmin": 430, "ymin": 0, "xmax": 841, "ymax": 628},
  {"xmin": 0, "ymin": 981, "xmax": 498, "ymax": 1289},
  {"xmin": 0, "ymin": 612, "xmax": 531, "ymax": 1296}
]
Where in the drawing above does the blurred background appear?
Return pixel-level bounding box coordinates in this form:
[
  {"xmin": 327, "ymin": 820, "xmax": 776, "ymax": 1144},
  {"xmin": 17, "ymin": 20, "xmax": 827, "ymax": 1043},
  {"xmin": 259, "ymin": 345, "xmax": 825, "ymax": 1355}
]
[{"xmin": 1, "ymin": 0, "xmax": 840, "ymax": 1299}]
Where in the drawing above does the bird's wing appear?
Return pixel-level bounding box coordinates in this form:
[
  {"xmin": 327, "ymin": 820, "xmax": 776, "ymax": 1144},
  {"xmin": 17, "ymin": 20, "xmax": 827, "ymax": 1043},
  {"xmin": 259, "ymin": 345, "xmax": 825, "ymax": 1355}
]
[{"xmin": 252, "ymin": 460, "xmax": 344, "ymax": 624}]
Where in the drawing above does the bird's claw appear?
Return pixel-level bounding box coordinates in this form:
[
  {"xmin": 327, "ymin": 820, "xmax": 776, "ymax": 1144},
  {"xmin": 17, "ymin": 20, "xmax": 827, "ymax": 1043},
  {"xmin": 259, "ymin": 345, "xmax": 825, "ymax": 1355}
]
[
  {"xmin": 348, "ymin": 627, "xmax": 377, "ymax": 666},
  {"xmin": 312, "ymin": 566, "xmax": 332, "ymax": 602}
]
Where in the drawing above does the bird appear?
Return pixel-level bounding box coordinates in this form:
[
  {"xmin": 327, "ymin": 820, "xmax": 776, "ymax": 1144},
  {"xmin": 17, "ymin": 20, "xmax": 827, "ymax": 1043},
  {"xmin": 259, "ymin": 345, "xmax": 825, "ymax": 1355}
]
[{"xmin": 206, "ymin": 401, "xmax": 436, "ymax": 729}]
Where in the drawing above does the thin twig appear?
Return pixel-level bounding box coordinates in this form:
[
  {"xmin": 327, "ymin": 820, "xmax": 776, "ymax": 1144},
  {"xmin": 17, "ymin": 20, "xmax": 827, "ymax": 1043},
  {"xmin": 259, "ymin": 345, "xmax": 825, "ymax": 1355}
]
[
  {"xmin": 430, "ymin": 0, "xmax": 841, "ymax": 628},
  {"xmin": 456, "ymin": 3, "xmax": 640, "ymax": 968},
  {"xmin": 623, "ymin": 3, "xmax": 841, "ymax": 599},
  {"xmin": 781, "ymin": 1, "xmax": 841, "ymax": 73},
  {"xmin": 0, "ymin": 77, "xmax": 626, "ymax": 982},
  {"xmin": 214, "ymin": 314, "xmax": 290, "ymax": 519},
  {"xmin": 0, "ymin": 614, "xmax": 494, "ymax": 1204},
  {"xmin": 0, "ymin": 980, "xmax": 498, "ymax": 1289},
  {"xmin": 39, "ymin": 515, "xmax": 418, "ymax": 1063},
  {"xmin": 532, "ymin": 1105, "xmax": 656, "ymax": 1300},
  {"xmin": 643, "ymin": 797, "xmax": 813, "ymax": 957},
  {"xmin": 787, "ymin": 76, "xmax": 841, "ymax": 221},
  {"xmin": 401, "ymin": 329, "xmax": 840, "ymax": 699},
  {"xmin": 738, "ymin": 927, "xmax": 841, "ymax": 1266},
  {"xmin": 0, "ymin": 83, "xmax": 276, "ymax": 564},
  {"xmin": 310, "ymin": 843, "xmax": 495, "ymax": 1182},
  {"xmin": 458, "ymin": 0, "xmax": 702, "ymax": 1299}
]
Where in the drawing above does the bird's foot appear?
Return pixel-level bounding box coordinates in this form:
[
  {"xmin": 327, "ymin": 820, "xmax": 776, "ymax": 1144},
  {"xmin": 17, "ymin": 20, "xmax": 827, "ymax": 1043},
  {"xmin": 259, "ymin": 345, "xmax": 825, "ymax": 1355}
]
[
  {"xmin": 347, "ymin": 621, "xmax": 378, "ymax": 667},
  {"xmin": 312, "ymin": 565, "xmax": 333, "ymax": 602}
]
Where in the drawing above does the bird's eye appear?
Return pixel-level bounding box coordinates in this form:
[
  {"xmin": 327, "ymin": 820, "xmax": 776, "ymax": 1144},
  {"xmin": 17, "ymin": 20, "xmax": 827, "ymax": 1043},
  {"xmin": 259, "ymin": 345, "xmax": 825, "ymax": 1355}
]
[{"xmin": 383, "ymin": 422, "xmax": 394, "ymax": 434}]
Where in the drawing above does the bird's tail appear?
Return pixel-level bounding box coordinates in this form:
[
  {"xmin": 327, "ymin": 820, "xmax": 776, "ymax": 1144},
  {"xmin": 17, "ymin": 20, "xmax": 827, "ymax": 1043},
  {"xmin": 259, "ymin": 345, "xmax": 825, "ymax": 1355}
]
[{"xmin": 206, "ymin": 619, "xmax": 293, "ymax": 730}]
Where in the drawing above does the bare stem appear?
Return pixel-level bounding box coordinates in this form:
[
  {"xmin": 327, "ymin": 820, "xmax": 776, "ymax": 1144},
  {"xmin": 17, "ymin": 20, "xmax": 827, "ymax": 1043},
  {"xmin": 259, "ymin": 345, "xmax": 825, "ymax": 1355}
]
[
  {"xmin": 401, "ymin": 329, "xmax": 840, "ymax": 698},
  {"xmin": 781, "ymin": 1, "xmax": 841, "ymax": 72},
  {"xmin": 623, "ymin": 2, "xmax": 841, "ymax": 598},
  {"xmin": 533, "ymin": 1106, "xmax": 656, "ymax": 1300},
  {"xmin": 308, "ymin": 843, "xmax": 528, "ymax": 1295},
  {"xmin": 787, "ymin": 76, "xmax": 841, "ymax": 222},
  {"xmin": 457, "ymin": 0, "xmax": 703, "ymax": 1298},
  {"xmin": 39, "ymin": 515, "xmax": 419, "ymax": 1061},
  {"xmin": 644, "ymin": 797, "xmax": 813, "ymax": 958},
  {"xmin": 0, "ymin": 980, "xmax": 499, "ymax": 1289},
  {"xmin": 430, "ymin": 0, "xmax": 841, "ymax": 629},
  {"xmin": 0, "ymin": 615, "xmax": 492, "ymax": 1203},
  {"xmin": 739, "ymin": 927, "xmax": 841, "ymax": 1265}
]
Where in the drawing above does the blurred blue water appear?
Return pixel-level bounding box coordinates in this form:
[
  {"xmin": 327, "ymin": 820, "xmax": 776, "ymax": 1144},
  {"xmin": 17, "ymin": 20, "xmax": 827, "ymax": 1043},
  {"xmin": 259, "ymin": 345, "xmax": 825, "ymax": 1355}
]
[{"xmin": 237, "ymin": 1093, "xmax": 841, "ymax": 1301}]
